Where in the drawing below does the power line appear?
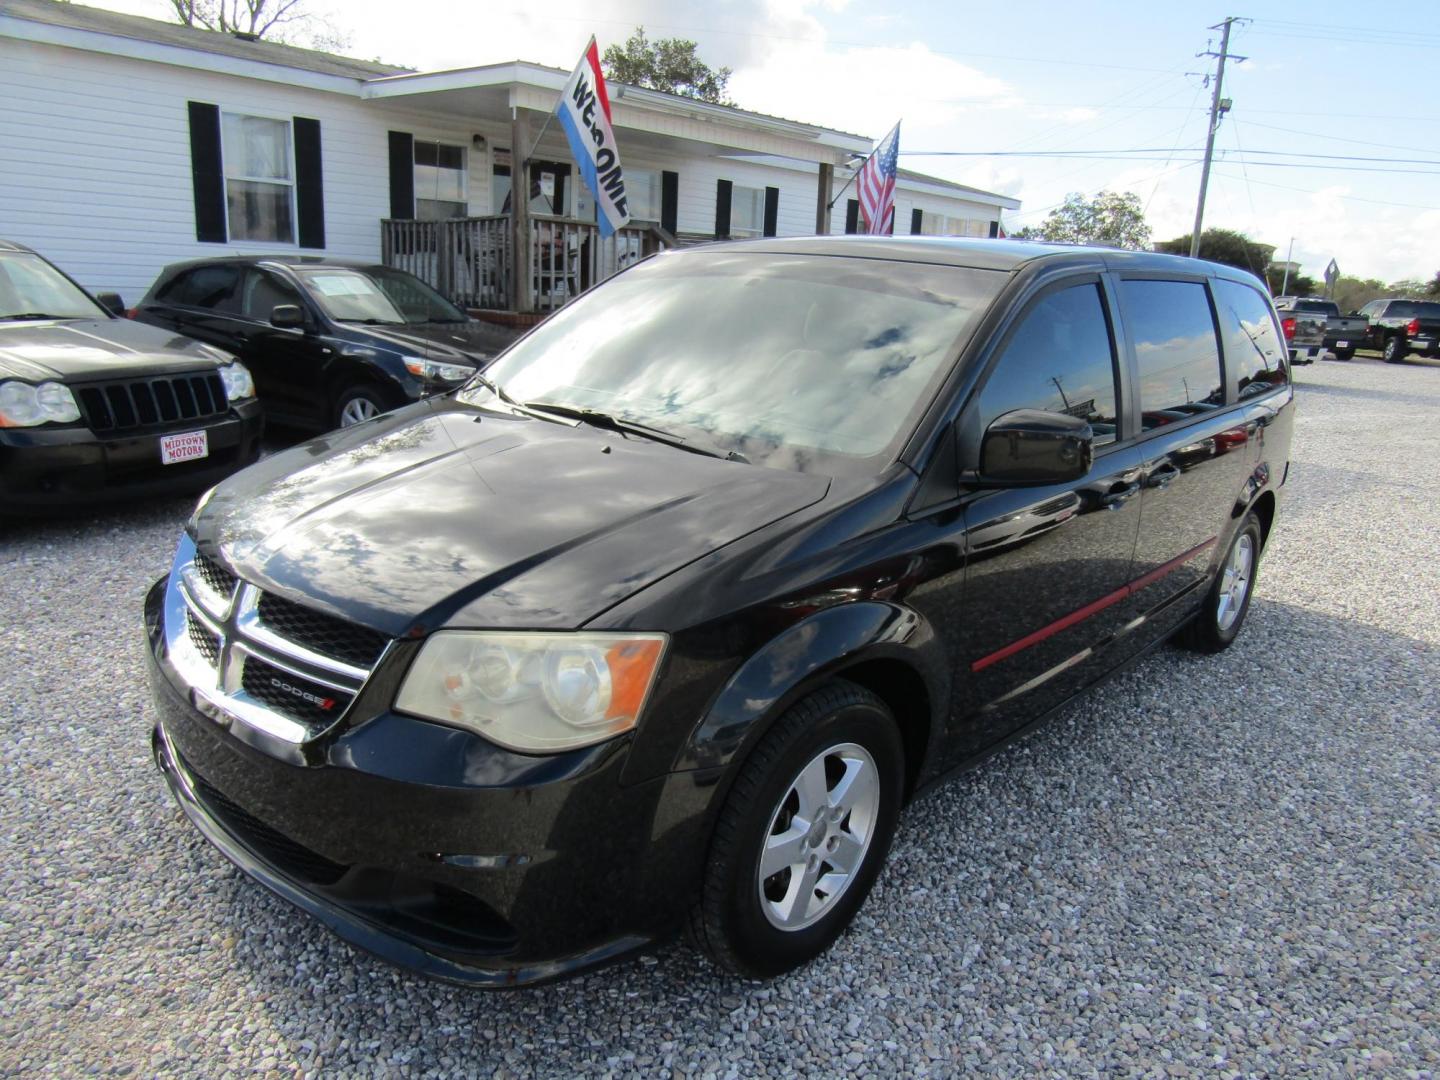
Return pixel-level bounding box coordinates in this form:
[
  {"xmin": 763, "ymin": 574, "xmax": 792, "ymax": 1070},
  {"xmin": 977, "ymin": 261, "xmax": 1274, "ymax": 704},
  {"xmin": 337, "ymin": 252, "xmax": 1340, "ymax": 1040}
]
[{"xmin": 1207, "ymin": 169, "xmax": 1440, "ymax": 212}]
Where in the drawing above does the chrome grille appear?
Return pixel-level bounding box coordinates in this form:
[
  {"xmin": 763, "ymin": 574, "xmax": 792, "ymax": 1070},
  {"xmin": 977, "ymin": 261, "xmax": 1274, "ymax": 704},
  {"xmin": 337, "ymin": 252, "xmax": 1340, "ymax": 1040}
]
[
  {"xmin": 185, "ymin": 614, "xmax": 220, "ymax": 667},
  {"xmin": 77, "ymin": 371, "xmax": 228, "ymax": 432},
  {"xmin": 256, "ymin": 593, "xmax": 390, "ymax": 669},
  {"xmin": 167, "ymin": 536, "xmax": 391, "ymax": 745},
  {"xmin": 194, "ymin": 552, "xmax": 237, "ymax": 601}
]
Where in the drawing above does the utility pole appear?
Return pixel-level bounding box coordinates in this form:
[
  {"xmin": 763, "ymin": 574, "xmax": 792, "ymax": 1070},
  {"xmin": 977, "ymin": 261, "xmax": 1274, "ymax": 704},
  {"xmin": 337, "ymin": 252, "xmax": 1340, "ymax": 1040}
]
[
  {"xmin": 1280, "ymin": 236, "xmax": 1294, "ymax": 294},
  {"xmin": 1190, "ymin": 17, "xmax": 1247, "ymax": 259}
]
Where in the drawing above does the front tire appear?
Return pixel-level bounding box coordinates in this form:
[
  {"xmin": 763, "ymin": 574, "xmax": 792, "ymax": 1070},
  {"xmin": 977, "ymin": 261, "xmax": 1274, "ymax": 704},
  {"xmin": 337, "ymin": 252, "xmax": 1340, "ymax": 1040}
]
[
  {"xmin": 691, "ymin": 680, "xmax": 904, "ymax": 979},
  {"xmin": 1383, "ymin": 335, "xmax": 1407, "ymax": 363},
  {"xmin": 335, "ymin": 385, "xmax": 389, "ymax": 428},
  {"xmin": 1179, "ymin": 513, "xmax": 1262, "ymax": 653}
]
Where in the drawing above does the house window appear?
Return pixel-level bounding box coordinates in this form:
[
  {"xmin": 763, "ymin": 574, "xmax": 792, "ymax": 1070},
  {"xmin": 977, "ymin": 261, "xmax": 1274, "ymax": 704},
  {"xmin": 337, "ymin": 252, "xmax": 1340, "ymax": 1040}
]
[
  {"xmin": 577, "ymin": 167, "xmax": 659, "ymax": 224},
  {"xmin": 729, "ymin": 185, "xmax": 765, "ymax": 238},
  {"xmin": 415, "ymin": 141, "xmax": 467, "ymax": 220},
  {"xmin": 222, "ymin": 113, "xmax": 294, "ymax": 243}
]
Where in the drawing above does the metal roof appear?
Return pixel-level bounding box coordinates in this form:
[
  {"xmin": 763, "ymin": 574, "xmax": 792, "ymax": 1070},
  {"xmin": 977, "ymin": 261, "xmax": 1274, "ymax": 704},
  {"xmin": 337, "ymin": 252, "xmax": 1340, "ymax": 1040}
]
[{"xmin": 2, "ymin": 0, "xmax": 410, "ymax": 80}]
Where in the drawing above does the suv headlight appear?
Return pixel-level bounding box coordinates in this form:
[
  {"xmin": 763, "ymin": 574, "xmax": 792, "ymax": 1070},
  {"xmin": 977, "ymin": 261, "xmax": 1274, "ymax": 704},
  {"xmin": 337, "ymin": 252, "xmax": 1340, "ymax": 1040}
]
[
  {"xmin": 218, "ymin": 362, "xmax": 255, "ymax": 402},
  {"xmin": 395, "ymin": 631, "xmax": 667, "ymax": 753},
  {"xmin": 0, "ymin": 380, "xmax": 81, "ymax": 427},
  {"xmin": 403, "ymin": 356, "xmax": 474, "ymax": 383}
]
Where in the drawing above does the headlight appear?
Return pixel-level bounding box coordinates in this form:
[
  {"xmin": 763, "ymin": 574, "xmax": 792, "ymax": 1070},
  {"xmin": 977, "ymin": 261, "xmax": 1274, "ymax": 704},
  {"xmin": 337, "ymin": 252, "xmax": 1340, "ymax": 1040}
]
[
  {"xmin": 403, "ymin": 356, "xmax": 474, "ymax": 382},
  {"xmin": 218, "ymin": 362, "xmax": 255, "ymax": 402},
  {"xmin": 395, "ymin": 631, "xmax": 667, "ymax": 753},
  {"xmin": 0, "ymin": 380, "xmax": 80, "ymax": 427}
]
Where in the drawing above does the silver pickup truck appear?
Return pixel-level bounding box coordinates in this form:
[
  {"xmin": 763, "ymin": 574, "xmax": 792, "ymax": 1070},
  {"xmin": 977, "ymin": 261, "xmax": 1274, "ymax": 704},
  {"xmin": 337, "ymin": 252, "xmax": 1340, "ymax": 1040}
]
[{"xmin": 1274, "ymin": 296, "xmax": 1368, "ymax": 362}]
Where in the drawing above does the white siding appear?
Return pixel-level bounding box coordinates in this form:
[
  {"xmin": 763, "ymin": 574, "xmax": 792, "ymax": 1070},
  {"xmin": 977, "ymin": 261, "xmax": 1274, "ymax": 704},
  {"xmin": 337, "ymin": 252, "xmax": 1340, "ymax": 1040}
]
[
  {"xmin": 0, "ymin": 38, "xmax": 491, "ymax": 298},
  {"xmin": 0, "ymin": 34, "xmax": 1016, "ymax": 299}
]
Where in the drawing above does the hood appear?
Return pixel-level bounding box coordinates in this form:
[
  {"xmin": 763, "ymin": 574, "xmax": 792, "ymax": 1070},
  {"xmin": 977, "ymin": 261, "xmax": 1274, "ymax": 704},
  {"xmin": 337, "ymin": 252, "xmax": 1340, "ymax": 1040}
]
[
  {"xmin": 354, "ymin": 319, "xmax": 518, "ymax": 367},
  {"xmin": 0, "ymin": 318, "xmax": 233, "ymax": 382},
  {"xmin": 193, "ymin": 399, "xmax": 830, "ymax": 635}
]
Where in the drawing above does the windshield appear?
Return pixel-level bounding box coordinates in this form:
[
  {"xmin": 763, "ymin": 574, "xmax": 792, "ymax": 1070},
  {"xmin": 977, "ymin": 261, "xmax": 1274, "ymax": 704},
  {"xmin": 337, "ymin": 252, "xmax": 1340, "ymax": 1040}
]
[
  {"xmin": 295, "ymin": 267, "xmax": 468, "ymax": 325},
  {"xmin": 463, "ymin": 251, "xmax": 1003, "ymax": 475},
  {"xmin": 0, "ymin": 252, "xmax": 108, "ymax": 320}
]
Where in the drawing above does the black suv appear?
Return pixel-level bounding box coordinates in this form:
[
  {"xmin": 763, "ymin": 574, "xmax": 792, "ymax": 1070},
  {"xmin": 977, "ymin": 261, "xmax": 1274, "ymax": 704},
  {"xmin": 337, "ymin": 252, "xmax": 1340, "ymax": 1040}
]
[
  {"xmin": 145, "ymin": 238, "xmax": 1294, "ymax": 986},
  {"xmin": 133, "ymin": 258, "xmax": 515, "ymax": 432},
  {"xmin": 0, "ymin": 241, "xmax": 263, "ymax": 513}
]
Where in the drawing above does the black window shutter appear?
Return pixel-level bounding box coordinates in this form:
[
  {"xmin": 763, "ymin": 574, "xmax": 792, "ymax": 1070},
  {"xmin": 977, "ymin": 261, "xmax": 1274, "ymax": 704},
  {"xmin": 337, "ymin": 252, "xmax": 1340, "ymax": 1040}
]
[
  {"xmin": 844, "ymin": 199, "xmax": 859, "ymax": 234},
  {"xmin": 187, "ymin": 101, "xmax": 226, "ymax": 243},
  {"xmin": 989, "ymin": 220, "xmax": 1000, "ymax": 238},
  {"xmin": 293, "ymin": 117, "xmax": 325, "ymax": 249},
  {"xmin": 911, "ymin": 208, "xmax": 923, "ymax": 235},
  {"xmin": 388, "ymin": 131, "xmax": 414, "ymax": 219},
  {"xmin": 661, "ymin": 170, "xmax": 679, "ymax": 233},
  {"xmin": 714, "ymin": 179, "xmax": 732, "ymax": 239},
  {"xmin": 762, "ymin": 186, "xmax": 779, "ymax": 237}
]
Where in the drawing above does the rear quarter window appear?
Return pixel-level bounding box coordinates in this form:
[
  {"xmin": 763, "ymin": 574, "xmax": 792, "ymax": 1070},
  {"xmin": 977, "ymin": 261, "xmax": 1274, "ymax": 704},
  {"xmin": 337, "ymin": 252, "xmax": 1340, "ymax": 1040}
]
[
  {"xmin": 156, "ymin": 265, "xmax": 240, "ymax": 310},
  {"xmin": 1212, "ymin": 279, "xmax": 1289, "ymax": 398}
]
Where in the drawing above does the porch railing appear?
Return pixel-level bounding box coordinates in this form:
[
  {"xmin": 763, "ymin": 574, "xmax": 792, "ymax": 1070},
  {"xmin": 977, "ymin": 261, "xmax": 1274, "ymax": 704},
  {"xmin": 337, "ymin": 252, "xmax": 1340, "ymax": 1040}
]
[{"xmin": 380, "ymin": 216, "xmax": 669, "ymax": 312}]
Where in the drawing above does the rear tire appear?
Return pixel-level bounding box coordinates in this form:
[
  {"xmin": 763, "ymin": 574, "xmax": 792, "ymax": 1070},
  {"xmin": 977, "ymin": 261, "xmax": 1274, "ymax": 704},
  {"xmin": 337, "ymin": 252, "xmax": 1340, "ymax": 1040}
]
[
  {"xmin": 1383, "ymin": 335, "xmax": 1407, "ymax": 363},
  {"xmin": 1178, "ymin": 513, "xmax": 1262, "ymax": 654},
  {"xmin": 690, "ymin": 680, "xmax": 904, "ymax": 979}
]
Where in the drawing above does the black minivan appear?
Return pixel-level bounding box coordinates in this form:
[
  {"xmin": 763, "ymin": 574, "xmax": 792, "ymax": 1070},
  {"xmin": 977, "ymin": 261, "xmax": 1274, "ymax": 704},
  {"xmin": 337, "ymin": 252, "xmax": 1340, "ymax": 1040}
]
[
  {"xmin": 133, "ymin": 258, "xmax": 515, "ymax": 432},
  {"xmin": 145, "ymin": 238, "xmax": 1294, "ymax": 986}
]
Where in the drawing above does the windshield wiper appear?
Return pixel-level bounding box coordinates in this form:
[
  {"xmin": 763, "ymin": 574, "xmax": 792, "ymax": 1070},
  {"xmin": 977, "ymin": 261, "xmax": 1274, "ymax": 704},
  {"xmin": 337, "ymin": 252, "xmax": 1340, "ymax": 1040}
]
[
  {"xmin": 2, "ymin": 313, "xmax": 72, "ymax": 321},
  {"xmin": 338, "ymin": 317, "xmax": 406, "ymax": 326},
  {"xmin": 520, "ymin": 401, "xmax": 750, "ymax": 463}
]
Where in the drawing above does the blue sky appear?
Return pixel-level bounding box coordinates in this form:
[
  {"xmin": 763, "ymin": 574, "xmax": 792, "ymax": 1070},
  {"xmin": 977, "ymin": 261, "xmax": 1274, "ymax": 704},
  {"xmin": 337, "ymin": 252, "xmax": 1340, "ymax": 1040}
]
[{"xmin": 96, "ymin": 0, "xmax": 1440, "ymax": 283}]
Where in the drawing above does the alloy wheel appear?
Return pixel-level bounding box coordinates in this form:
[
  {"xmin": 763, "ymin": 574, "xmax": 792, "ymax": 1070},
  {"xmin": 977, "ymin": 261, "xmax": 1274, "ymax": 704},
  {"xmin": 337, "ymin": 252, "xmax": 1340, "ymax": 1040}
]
[
  {"xmin": 757, "ymin": 742, "xmax": 880, "ymax": 932},
  {"xmin": 1215, "ymin": 532, "xmax": 1254, "ymax": 632},
  {"xmin": 339, "ymin": 396, "xmax": 380, "ymax": 426}
]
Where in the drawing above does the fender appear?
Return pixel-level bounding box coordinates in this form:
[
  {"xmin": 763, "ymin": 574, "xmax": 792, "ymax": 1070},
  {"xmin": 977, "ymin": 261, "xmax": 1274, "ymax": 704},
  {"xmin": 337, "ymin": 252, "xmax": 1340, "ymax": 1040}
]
[{"xmin": 672, "ymin": 600, "xmax": 951, "ymax": 783}]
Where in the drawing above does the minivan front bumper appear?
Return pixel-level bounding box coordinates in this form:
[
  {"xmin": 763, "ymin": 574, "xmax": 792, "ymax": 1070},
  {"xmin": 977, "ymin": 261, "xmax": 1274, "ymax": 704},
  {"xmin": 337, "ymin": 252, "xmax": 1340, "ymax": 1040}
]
[{"xmin": 145, "ymin": 579, "xmax": 719, "ymax": 987}]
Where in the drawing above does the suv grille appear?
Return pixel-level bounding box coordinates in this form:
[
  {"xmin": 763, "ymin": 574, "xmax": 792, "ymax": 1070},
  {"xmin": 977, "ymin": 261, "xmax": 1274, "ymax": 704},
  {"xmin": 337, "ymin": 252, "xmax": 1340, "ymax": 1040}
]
[
  {"xmin": 194, "ymin": 552, "xmax": 237, "ymax": 601},
  {"xmin": 240, "ymin": 656, "xmax": 353, "ymax": 732},
  {"xmin": 186, "ymin": 614, "xmax": 221, "ymax": 667},
  {"xmin": 257, "ymin": 593, "xmax": 390, "ymax": 669},
  {"xmin": 77, "ymin": 371, "xmax": 228, "ymax": 432}
]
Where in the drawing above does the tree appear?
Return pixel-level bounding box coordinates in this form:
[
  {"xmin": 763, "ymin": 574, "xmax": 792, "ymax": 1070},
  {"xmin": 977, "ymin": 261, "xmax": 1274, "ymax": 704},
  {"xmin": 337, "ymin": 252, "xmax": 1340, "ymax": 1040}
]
[
  {"xmin": 169, "ymin": 0, "xmax": 349, "ymax": 49},
  {"xmin": 1331, "ymin": 275, "xmax": 1387, "ymax": 313},
  {"xmin": 1264, "ymin": 268, "xmax": 1317, "ymax": 297},
  {"xmin": 1156, "ymin": 228, "xmax": 1275, "ymax": 278},
  {"xmin": 602, "ymin": 28, "xmax": 733, "ymax": 105},
  {"xmin": 1024, "ymin": 191, "xmax": 1151, "ymax": 250},
  {"xmin": 1428, "ymin": 272, "xmax": 1440, "ymax": 297}
]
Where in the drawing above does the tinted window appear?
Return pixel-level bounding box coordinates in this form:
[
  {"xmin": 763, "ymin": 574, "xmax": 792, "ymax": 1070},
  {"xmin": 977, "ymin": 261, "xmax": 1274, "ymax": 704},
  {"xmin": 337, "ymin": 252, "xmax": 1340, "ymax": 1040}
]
[
  {"xmin": 1386, "ymin": 300, "xmax": 1440, "ymax": 319},
  {"xmin": 980, "ymin": 282, "xmax": 1118, "ymax": 445},
  {"xmin": 1120, "ymin": 280, "xmax": 1223, "ymax": 429},
  {"xmin": 1213, "ymin": 279, "xmax": 1288, "ymax": 398},
  {"xmin": 240, "ymin": 269, "xmax": 302, "ymax": 322},
  {"xmin": 157, "ymin": 265, "xmax": 240, "ymax": 310}
]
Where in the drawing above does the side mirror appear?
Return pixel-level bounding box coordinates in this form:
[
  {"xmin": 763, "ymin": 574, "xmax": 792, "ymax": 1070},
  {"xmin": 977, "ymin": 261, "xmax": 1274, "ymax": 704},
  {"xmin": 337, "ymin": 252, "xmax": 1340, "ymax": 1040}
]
[
  {"xmin": 978, "ymin": 409, "xmax": 1093, "ymax": 485},
  {"xmin": 270, "ymin": 304, "xmax": 306, "ymax": 329},
  {"xmin": 96, "ymin": 292, "xmax": 125, "ymax": 316}
]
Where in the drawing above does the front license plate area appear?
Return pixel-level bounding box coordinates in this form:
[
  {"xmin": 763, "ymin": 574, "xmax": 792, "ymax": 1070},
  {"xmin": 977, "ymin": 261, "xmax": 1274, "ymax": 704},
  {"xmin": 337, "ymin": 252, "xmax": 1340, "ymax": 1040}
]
[{"xmin": 161, "ymin": 430, "xmax": 209, "ymax": 465}]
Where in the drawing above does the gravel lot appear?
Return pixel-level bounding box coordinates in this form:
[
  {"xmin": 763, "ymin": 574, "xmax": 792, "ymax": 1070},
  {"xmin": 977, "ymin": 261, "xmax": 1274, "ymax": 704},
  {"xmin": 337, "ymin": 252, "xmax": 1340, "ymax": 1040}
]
[{"xmin": 2, "ymin": 355, "xmax": 1438, "ymax": 1078}]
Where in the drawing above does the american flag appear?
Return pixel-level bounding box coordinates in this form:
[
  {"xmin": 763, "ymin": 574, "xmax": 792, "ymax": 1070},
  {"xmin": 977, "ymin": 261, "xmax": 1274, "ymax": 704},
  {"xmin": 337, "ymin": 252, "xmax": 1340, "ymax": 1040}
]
[{"xmin": 856, "ymin": 121, "xmax": 901, "ymax": 235}]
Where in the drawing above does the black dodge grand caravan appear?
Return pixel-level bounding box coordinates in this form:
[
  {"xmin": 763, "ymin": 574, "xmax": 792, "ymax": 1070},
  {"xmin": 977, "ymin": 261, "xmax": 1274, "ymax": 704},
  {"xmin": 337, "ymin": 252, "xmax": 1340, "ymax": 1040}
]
[{"xmin": 145, "ymin": 238, "xmax": 1294, "ymax": 986}]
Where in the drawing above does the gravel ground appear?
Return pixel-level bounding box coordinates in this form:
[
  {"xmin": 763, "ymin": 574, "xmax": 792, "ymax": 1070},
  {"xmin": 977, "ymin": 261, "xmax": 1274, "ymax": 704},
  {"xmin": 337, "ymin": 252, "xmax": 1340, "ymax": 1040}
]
[{"xmin": 2, "ymin": 355, "xmax": 1438, "ymax": 1078}]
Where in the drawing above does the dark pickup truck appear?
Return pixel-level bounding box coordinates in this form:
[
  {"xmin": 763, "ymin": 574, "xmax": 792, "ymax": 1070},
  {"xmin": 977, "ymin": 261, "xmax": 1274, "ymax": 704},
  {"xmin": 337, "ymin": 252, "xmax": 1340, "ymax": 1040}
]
[
  {"xmin": 1358, "ymin": 298, "xmax": 1440, "ymax": 363},
  {"xmin": 1273, "ymin": 296, "xmax": 1368, "ymax": 362}
]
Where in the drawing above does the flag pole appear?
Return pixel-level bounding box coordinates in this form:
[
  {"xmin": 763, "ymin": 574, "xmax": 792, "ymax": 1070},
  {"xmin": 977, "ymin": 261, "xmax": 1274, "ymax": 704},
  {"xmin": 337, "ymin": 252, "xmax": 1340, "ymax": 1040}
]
[
  {"xmin": 827, "ymin": 147, "xmax": 876, "ymax": 210},
  {"xmin": 528, "ymin": 35, "xmax": 593, "ymax": 160}
]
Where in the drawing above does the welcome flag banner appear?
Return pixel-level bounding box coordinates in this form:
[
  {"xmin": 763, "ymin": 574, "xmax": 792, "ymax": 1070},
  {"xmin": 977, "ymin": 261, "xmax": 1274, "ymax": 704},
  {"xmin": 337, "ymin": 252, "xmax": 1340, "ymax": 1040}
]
[{"xmin": 556, "ymin": 37, "xmax": 631, "ymax": 237}]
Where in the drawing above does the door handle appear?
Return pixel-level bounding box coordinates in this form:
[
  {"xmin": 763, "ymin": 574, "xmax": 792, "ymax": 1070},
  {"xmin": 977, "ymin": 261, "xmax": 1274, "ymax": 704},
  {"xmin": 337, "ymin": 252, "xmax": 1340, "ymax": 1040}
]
[
  {"xmin": 1146, "ymin": 463, "xmax": 1182, "ymax": 490},
  {"xmin": 1102, "ymin": 481, "xmax": 1141, "ymax": 509}
]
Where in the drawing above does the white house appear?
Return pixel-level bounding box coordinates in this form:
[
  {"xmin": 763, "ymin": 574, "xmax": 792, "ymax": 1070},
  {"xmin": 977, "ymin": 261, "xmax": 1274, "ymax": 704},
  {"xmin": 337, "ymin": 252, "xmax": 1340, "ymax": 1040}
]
[{"xmin": 0, "ymin": 0, "xmax": 1020, "ymax": 312}]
